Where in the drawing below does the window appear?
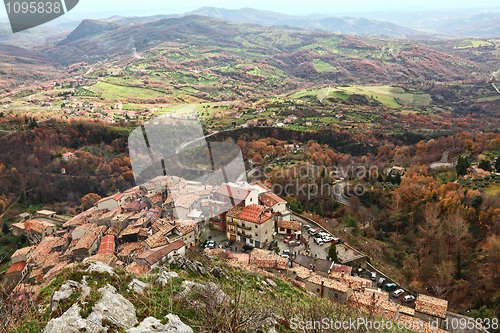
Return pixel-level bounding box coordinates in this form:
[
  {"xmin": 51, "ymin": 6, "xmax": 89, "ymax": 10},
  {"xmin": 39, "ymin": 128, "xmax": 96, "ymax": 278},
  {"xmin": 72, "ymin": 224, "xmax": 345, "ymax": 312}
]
[
  {"xmin": 249, "ymin": 239, "xmax": 253, "ymax": 244},
  {"xmin": 265, "ymin": 230, "xmax": 268, "ymax": 234},
  {"xmin": 255, "ymin": 232, "xmax": 258, "ymax": 236}
]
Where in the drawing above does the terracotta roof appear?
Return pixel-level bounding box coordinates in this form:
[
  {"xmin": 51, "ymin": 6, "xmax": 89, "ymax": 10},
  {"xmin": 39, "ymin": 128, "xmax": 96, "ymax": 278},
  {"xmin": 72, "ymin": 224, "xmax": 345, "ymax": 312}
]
[
  {"xmin": 174, "ymin": 194, "xmax": 200, "ymax": 209},
  {"xmin": 277, "ymin": 219, "xmax": 301, "ymax": 231},
  {"xmin": 124, "ymin": 200, "xmax": 147, "ymax": 211},
  {"xmin": 226, "ymin": 206, "xmax": 244, "ymax": 219},
  {"xmin": 289, "ymin": 265, "xmax": 313, "ymax": 280},
  {"xmin": 11, "ymin": 246, "xmax": 35, "ymax": 257},
  {"xmin": 249, "ymin": 248, "xmax": 288, "ymax": 270},
  {"xmin": 146, "ymin": 193, "xmax": 163, "ymax": 205},
  {"xmin": 151, "ymin": 218, "xmax": 174, "ymax": 233},
  {"xmin": 145, "ymin": 224, "xmax": 176, "ymax": 248},
  {"xmin": 349, "ymin": 289, "xmax": 398, "ymax": 321},
  {"xmin": 260, "ymin": 192, "xmax": 286, "ymax": 207},
  {"xmin": 174, "ymin": 220, "xmax": 197, "ymax": 235},
  {"xmin": 74, "ymin": 226, "xmax": 106, "ymax": 251},
  {"xmin": 331, "ymin": 271, "xmax": 371, "ymax": 290},
  {"xmin": 97, "ymin": 192, "xmax": 124, "ymax": 204},
  {"xmin": 137, "ymin": 240, "xmax": 185, "ymax": 265},
  {"xmin": 329, "ymin": 264, "xmax": 352, "ymax": 276},
  {"xmin": 415, "ymin": 294, "xmax": 448, "ymax": 319},
  {"xmin": 11, "ymin": 222, "xmax": 27, "ymax": 230},
  {"xmin": 306, "ymin": 274, "xmax": 350, "ymax": 293},
  {"xmin": 25, "ymin": 219, "xmax": 55, "ymax": 234},
  {"xmin": 216, "ymin": 184, "xmax": 250, "ymax": 201},
  {"xmin": 97, "ymin": 235, "xmax": 115, "ymax": 255},
  {"xmin": 7, "ymin": 261, "xmax": 27, "ymax": 274},
  {"xmin": 106, "ymin": 226, "xmax": 121, "ymax": 237},
  {"xmin": 238, "ymin": 205, "xmax": 273, "ymax": 224},
  {"xmin": 117, "ymin": 241, "xmax": 146, "ymax": 258}
]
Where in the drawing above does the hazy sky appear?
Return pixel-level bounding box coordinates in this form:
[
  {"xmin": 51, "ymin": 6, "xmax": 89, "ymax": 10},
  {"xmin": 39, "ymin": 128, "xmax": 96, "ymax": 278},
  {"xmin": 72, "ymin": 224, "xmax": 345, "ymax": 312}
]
[{"xmin": 1, "ymin": 0, "xmax": 499, "ymax": 20}]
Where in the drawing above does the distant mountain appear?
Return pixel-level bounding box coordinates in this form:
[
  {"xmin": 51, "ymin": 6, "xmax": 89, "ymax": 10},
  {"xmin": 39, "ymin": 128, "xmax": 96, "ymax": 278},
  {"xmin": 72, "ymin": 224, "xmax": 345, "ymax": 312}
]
[
  {"xmin": 188, "ymin": 7, "xmax": 422, "ymax": 38},
  {"xmin": 434, "ymin": 13, "xmax": 500, "ymax": 38},
  {"xmin": 37, "ymin": 15, "xmax": 495, "ymax": 89},
  {"xmin": 59, "ymin": 19, "xmax": 121, "ymax": 45}
]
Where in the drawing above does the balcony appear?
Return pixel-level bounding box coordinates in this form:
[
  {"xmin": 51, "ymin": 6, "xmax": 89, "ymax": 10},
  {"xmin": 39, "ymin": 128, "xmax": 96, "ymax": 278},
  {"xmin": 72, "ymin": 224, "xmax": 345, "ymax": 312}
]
[{"xmin": 238, "ymin": 224, "xmax": 251, "ymax": 230}]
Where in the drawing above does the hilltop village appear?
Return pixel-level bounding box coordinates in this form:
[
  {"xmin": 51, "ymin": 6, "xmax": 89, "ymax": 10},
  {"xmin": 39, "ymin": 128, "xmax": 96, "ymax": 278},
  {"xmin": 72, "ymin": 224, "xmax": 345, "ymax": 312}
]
[{"xmin": 5, "ymin": 176, "xmax": 459, "ymax": 333}]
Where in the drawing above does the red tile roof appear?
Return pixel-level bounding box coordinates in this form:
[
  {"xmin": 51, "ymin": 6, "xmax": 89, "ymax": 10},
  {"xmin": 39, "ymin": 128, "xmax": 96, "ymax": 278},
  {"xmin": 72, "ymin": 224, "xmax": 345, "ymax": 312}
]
[
  {"xmin": 260, "ymin": 192, "xmax": 286, "ymax": 207},
  {"xmin": 174, "ymin": 194, "xmax": 200, "ymax": 209},
  {"xmin": 238, "ymin": 205, "xmax": 273, "ymax": 224},
  {"xmin": 7, "ymin": 261, "xmax": 27, "ymax": 274},
  {"xmin": 97, "ymin": 235, "xmax": 115, "ymax": 255},
  {"xmin": 415, "ymin": 294, "xmax": 448, "ymax": 319},
  {"xmin": 97, "ymin": 192, "xmax": 124, "ymax": 204},
  {"xmin": 277, "ymin": 219, "xmax": 301, "ymax": 230},
  {"xmin": 137, "ymin": 240, "xmax": 185, "ymax": 266},
  {"xmin": 145, "ymin": 224, "xmax": 176, "ymax": 248}
]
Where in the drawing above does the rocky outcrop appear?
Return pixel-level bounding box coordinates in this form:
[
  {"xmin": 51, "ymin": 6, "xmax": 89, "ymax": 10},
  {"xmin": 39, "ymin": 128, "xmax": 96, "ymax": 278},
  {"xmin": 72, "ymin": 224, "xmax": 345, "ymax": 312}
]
[
  {"xmin": 43, "ymin": 284, "xmax": 137, "ymax": 333},
  {"xmin": 171, "ymin": 257, "xmax": 205, "ymax": 275},
  {"xmin": 157, "ymin": 267, "xmax": 179, "ymax": 285},
  {"xmin": 127, "ymin": 314, "xmax": 193, "ymax": 333}
]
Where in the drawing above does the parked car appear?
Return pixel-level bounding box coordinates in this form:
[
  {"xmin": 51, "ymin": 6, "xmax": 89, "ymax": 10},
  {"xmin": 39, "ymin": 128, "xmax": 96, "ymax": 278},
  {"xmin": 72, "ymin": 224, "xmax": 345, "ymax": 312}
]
[
  {"xmin": 377, "ymin": 278, "xmax": 386, "ymax": 287},
  {"xmin": 332, "ymin": 237, "xmax": 341, "ymax": 244},
  {"xmin": 314, "ymin": 237, "xmax": 325, "ymax": 246},
  {"xmin": 242, "ymin": 245, "xmax": 253, "ymax": 253},
  {"xmin": 303, "ymin": 225, "xmax": 312, "ymax": 230},
  {"xmin": 393, "ymin": 289, "xmax": 405, "ymax": 298},
  {"xmin": 385, "ymin": 283, "xmax": 397, "ymax": 291},
  {"xmin": 267, "ymin": 240, "xmax": 277, "ymax": 251},
  {"xmin": 404, "ymin": 295, "xmax": 415, "ymax": 303},
  {"xmin": 204, "ymin": 240, "xmax": 216, "ymax": 249},
  {"xmin": 288, "ymin": 240, "xmax": 300, "ymax": 247},
  {"xmin": 281, "ymin": 254, "xmax": 290, "ymax": 259},
  {"xmin": 322, "ymin": 236, "xmax": 334, "ymax": 243},
  {"xmin": 371, "ymin": 272, "xmax": 377, "ymax": 281},
  {"xmin": 309, "ymin": 228, "xmax": 321, "ymax": 235},
  {"xmin": 284, "ymin": 235, "xmax": 293, "ymax": 243},
  {"xmin": 224, "ymin": 240, "xmax": 233, "ymax": 248}
]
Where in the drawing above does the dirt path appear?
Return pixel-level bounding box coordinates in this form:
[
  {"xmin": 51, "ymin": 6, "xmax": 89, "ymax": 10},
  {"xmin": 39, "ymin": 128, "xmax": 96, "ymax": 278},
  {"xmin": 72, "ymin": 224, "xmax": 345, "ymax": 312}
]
[{"xmin": 319, "ymin": 86, "xmax": 331, "ymax": 103}]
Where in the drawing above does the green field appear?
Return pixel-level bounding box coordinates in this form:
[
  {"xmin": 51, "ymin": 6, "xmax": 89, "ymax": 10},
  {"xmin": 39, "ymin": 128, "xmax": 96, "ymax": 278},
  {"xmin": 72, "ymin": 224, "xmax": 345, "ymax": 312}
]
[
  {"xmin": 338, "ymin": 85, "xmax": 430, "ymax": 108},
  {"xmin": 88, "ymin": 82, "xmax": 165, "ymax": 100},
  {"xmin": 313, "ymin": 59, "xmax": 337, "ymax": 73},
  {"xmin": 454, "ymin": 39, "xmax": 494, "ymax": 49}
]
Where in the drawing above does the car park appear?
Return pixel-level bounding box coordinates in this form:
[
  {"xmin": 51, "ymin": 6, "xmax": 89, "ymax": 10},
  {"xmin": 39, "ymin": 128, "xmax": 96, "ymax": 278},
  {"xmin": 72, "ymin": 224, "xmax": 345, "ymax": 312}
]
[
  {"xmin": 371, "ymin": 272, "xmax": 377, "ymax": 281},
  {"xmin": 385, "ymin": 283, "xmax": 397, "ymax": 291},
  {"xmin": 393, "ymin": 289, "xmax": 405, "ymax": 297},
  {"xmin": 404, "ymin": 295, "xmax": 415, "ymax": 303}
]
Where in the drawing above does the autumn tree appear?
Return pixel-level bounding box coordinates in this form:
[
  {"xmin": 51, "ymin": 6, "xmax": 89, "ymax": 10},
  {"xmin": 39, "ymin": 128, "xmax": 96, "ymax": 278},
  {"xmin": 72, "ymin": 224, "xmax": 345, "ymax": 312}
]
[{"xmin": 80, "ymin": 193, "xmax": 101, "ymax": 211}]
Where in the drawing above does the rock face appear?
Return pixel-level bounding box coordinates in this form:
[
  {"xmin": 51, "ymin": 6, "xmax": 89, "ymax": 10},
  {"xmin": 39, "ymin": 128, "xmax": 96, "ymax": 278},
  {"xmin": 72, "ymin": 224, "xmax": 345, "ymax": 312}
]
[
  {"xmin": 88, "ymin": 284, "xmax": 138, "ymax": 329},
  {"xmin": 179, "ymin": 280, "xmax": 227, "ymax": 304},
  {"xmin": 43, "ymin": 303, "xmax": 88, "ymax": 333},
  {"xmin": 209, "ymin": 266, "xmax": 225, "ymax": 278},
  {"xmin": 129, "ymin": 278, "xmax": 148, "ymax": 294},
  {"xmin": 126, "ymin": 314, "xmax": 193, "ymax": 333},
  {"xmin": 266, "ymin": 278, "xmax": 277, "ymax": 288},
  {"xmin": 171, "ymin": 257, "xmax": 205, "ymax": 275},
  {"xmin": 157, "ymin": 267, "xmax": 179, "ymax": 285},
  {"xmin": 43, "ymin": 284, "xmax": 137, "ymax": 333},
  {"xmin": 84, "ymin": 261, "xmax": 115, "ymax": 275}
]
